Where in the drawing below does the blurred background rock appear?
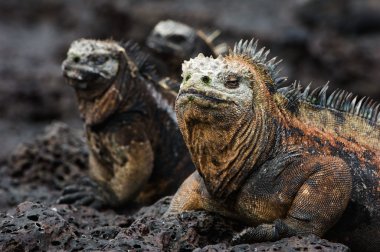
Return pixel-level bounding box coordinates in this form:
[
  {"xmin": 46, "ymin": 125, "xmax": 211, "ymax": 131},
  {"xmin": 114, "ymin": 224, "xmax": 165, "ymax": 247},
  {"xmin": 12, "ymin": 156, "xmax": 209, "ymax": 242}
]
[{"xmin": 0, "ymin": 0, "xmax": 379, "ymax": 158}]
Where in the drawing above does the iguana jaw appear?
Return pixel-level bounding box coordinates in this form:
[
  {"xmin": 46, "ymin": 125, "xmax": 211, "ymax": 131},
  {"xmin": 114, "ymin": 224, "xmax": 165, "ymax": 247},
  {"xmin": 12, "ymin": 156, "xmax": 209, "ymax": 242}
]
[
  {"xmin": 63, "ymin": 64, "xmax": 104, "ymax": 88},
  {"xmin": 178, "ymin": 88, "xmax": 235, "ymax": 105},
  {"xmin": 176, "ymin": 86, "xmax": 242, "ymax": 127},
  {"xmin": 62, "ymin": 61, "xmax": 116, "ymax": 100}
]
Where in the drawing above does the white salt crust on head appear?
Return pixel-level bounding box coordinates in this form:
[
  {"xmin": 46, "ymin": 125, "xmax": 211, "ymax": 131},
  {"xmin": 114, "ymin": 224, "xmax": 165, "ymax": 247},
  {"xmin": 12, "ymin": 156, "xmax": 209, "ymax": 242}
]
[
  {"xmin": 66, "ymin": 39, "xmax": 122, "ymax": 79},
  {"xmin": 153, "ymin": 20, "xmax": 195, "ymax": 39},
  {"xmin": 182, "ymin": 53, "xmax": 252, "ymax": 81},
  {"xmin": 68, "ymin": 39, "xmax": 124, "ymax": 56}
]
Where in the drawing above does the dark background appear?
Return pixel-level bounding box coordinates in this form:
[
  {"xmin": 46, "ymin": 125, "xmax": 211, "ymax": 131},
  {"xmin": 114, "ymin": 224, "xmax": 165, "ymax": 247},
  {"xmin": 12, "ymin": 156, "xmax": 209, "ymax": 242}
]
[{"xmin": 1, "ymin": 0, "xmax": 379, "ymax": 158}]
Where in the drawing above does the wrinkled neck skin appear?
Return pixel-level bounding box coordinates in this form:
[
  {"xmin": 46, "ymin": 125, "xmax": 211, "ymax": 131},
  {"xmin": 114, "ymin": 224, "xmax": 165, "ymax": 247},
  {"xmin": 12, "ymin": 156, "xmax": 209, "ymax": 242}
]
[
  {"xmin": 77, "ymin": 52, "xmax": 137, "ymax": 126},
  {"xmin": 179, "ymin": 103, "xmax": 278, "ymax": 201}
]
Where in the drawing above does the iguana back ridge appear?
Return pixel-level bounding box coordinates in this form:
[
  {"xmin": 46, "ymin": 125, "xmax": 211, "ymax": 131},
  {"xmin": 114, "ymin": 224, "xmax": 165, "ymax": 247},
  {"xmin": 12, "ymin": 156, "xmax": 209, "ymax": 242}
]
[{"xmin": 234, "ymin": 39, "xmax": 380, "ymax": 124}]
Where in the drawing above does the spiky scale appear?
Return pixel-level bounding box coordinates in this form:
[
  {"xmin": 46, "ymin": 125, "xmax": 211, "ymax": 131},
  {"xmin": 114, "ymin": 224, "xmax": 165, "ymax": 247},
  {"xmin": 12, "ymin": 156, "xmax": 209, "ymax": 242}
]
[
  {"xmin": 247, "ymin": 39, "xmax": 254, "ymax": 54},
  {"xmin": 255, "ymin": 47, "xmax": 265, "ymax": 60},
  {"xmin": 242, "ymin": 40, "xmax": 249, "ymax": 51},
  {"xmin": 308, "ymin": 86, "xmax": 322, "ymax": 104},
  {"xmin": 318, "ymin": 83, "xmax": 329, "ymax": 106},
  {"xmin": 268, "ymin": 57, "xmax": 278, "ymax": 69},
  {"xmin": 327, "ymin": 89, "xmax": 339, "ymax": 108},
  {"xmin": 354, "ymin": 96, "xmax": 366, "ymax": 116},
  {"xmin": 342, "ymin": 93, "xmax": 353, "ymax": 112},
  {"xmin": 275, "ymin": 76, "xmax": 288, "ymax": 85},
  {"xmin": 331, "ymin": 90, "xmax": 340, "ymax": 109},
  {"xmin": 366, "ymin": 101, "xmax": 375, "ymax": 119},
  {"xmin": 251, "ymin": 40, "xmax": 258, "ymax": 56},
  {"xmin": 262, "ymin": 49, "xmax": 270, "ymax": 62},
  {"xmin": 301, "ymin": 83, "xmax": 312, "ymax": 100},
  {"xmin": 362, "ymin": 98, "xmax": 372, "ymax": 118},
  {"xmin": 272, "ymin": 59, "xmax": 283, "ymax": 69},
  {"xmin": 372, "ymin": 104, "xmax": 380, "ymax": 123},
  {"xmin": 349, "ymin": 96, "xmax": 358, "ymax": 114},
  {"xmin": 273, "ymin": 68, "xmax": 283, "ymax": 78},
  {"xmin": 335, "ymin": 90, "xmax": 347, "ymax": 110},
  {"xmin": 234, "ymin": 40, "xmax": 242, "ymax": 55}
]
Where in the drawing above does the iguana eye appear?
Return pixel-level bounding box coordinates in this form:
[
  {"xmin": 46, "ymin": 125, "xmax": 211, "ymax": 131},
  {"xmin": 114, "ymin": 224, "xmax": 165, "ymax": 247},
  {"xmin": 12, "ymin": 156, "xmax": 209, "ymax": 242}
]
[
  {"xmin": 90, "ymin": 55, "xmax": 109, "ymax": 65},
  {"xmin": 96, "ymin": 55, "xmax": 109, "ymax": 64},
  {"xmin": 168, "ymin": 34, "xmax": 187, "ymax": 44},
  {"xmin": 225, "ymin": 75, "xmax": 240, "ymax": 89}
]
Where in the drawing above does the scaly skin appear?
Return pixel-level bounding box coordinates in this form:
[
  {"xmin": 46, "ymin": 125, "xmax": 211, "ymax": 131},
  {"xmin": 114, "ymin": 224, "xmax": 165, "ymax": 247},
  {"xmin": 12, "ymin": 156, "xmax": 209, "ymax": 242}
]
[
  {"xmin": 168, "ymin": 39, "xmax": 380, "ymax": 250},
  {"xmin": 59, "ymin": 39, "xmax": 193, "ymax": 208}
]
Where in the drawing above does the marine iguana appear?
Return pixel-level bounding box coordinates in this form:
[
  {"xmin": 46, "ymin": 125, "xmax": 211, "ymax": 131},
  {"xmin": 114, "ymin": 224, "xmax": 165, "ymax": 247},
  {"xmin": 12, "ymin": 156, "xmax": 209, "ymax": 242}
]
[
  {"xmin": 168, "ymin": 39, "xmax": 380, "ymax": 250},
  {"xmin": 59, "ymin": 39, "xmax": 193, "ymax": 208},
  {"xmin": 147, "ymin": 19, "xmax": 227, "ymax": 85}
]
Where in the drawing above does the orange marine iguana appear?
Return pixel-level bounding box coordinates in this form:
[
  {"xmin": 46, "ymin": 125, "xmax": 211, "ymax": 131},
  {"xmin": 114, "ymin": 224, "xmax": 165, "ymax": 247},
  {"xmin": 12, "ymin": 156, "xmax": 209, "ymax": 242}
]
[
  {"xmin": 169, "ymin": 39, "xmax": 380, "ymax": 249},
  {"xmin": 59, "ymin": 39, "xmax": 194, "ymax": 208}
]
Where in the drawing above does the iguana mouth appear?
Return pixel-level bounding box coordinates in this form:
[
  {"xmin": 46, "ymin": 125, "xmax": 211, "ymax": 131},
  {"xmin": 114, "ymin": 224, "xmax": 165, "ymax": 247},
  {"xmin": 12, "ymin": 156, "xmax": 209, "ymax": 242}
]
[
  {"xmin": 62, "ymin": 65, "xmax": 102, "ymax": 89},
  {"xmin": 178, "ymin": 88, "xmax": 233, "ymax": 104}
]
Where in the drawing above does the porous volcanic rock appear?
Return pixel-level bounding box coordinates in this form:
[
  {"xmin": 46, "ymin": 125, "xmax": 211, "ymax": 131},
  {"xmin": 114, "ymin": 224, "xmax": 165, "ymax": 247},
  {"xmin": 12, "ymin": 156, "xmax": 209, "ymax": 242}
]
[
  {"xmin": 196, "ymin": 235, "xmax": 350, "ymax": 252},
  {"xmin": 0, "ymin": 122, "xmax": 87, "ymax": 211},
  {"xmin": 8, "ymin": 122, "xmax": 88, "ymax": 189},
  {"xmin": 0, "ymin": 200, "xmax": 350, "ymax": 251}
]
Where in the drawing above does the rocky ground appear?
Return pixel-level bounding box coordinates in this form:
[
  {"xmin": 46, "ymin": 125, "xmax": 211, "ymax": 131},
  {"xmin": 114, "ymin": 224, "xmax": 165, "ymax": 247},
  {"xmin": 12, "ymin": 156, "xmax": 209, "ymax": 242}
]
[
  {"xmin": 0, "ymin": 122, "xmax": 351, "ymax": 251},
  {"xmin": 0, "ymin": 0, "xmax": 379, "ymax": 251}
]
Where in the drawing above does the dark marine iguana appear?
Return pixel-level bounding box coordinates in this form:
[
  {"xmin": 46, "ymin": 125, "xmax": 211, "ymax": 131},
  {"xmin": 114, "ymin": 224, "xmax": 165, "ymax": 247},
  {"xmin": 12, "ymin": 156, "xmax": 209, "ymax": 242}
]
[
  {"xmin": 168, "ymin": 39, "xmax": 380, "ymax": 250},
  {"xmin": 59, "ymin": 39, "xmax": 193, "ymax": 208},
  {"xmin": 147, "ymin": 19, "xmax": 227, "ymax": 88}
]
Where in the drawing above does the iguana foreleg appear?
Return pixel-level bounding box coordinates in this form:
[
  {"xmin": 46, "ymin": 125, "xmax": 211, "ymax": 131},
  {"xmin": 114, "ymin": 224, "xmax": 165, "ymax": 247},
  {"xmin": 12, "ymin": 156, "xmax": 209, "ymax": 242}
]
[
  {"xmin": 89, "ymin": 139, "xmax": 154, "ymax": 206},
  {"xmin": 167, "ymin": 172, "xmax": 239, "ymax": 219},
  {"xmin": 58, "ymin": 138, "xmax": 154, "ymax": 208},
  {"xmin": 232, "ymin": 156, "xmax": 352, "ymax": 244}
]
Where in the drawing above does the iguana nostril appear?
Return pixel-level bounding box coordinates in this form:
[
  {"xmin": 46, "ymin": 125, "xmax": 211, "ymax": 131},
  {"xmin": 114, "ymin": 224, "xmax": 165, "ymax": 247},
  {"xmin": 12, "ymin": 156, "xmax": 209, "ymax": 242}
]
[
  {"xmin": 201, "ymin": 76, "xmax": 211, "ymax": 85},
  {"xmin": 154, "ymin": 32, "xmax": 162, "ymax": 38},
  {"xmin": 73, "ymin": 56, "xmax": 80, "ymax": 63}
]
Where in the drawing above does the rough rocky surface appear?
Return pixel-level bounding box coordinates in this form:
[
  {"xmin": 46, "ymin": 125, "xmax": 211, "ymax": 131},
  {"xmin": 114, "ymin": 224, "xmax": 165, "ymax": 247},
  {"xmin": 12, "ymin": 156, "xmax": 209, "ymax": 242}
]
[
  {"xmin": 8, "ymin": 122, "xmax": 88, "ymax": 190},
  {"xmin": 196, "ymin": 235, "xmax": 350, "ymax": 252},
  {"xmin": 0, "ymin": 123, "xmax": 352, "ymax": 251},
  {"xmin": 0, "ymin": 200, "xmax": 350, "ymax": 252},
  {"xmin": 0, "ymin": 123, "xmax": 88, "ymax": 212}
]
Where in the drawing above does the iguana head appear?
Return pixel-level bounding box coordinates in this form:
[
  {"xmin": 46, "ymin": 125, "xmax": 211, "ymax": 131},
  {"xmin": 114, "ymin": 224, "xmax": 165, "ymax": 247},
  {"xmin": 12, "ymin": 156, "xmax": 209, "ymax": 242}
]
[
  {"xmin": 62, "ymin": 39, "xmax": 136, "ymax": 125},
  {"xmin": 147, "ymin": 20, "xmax": 217, "ymax": 68},
  {"xmin": 176, "ymin": 39, "xmax": 284, "ymax": 199},
  {"xmin": 147, "ymin": 20, "xmax": 198, "ymax": 60},
  {"xmin": 177, "ymin": 39, "xmax": 283, "ymax": 128},
  {"xmin": 62, "ymin": 39, "xmax": 124, "ymax": 100}
]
